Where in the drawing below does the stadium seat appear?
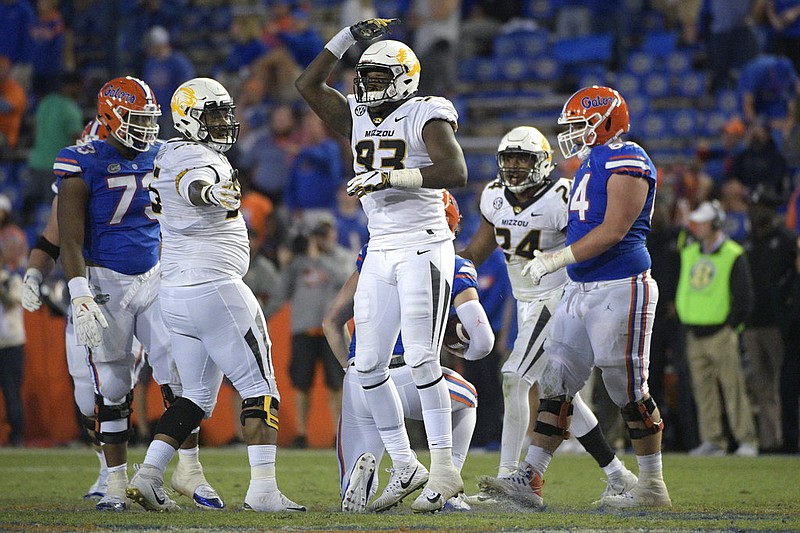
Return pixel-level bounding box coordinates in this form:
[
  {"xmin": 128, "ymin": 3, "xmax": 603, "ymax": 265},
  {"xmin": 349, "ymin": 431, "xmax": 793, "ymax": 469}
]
[
  {"xmin": 641, "ymin": 72, "xmax": 670, "ymax": 98},
  {"xmin": 670, "ymin": 109, "xmax": 699, "ymax": 138},
  {"xmin": 460, "ymin": 57, "xmax": 499, "ymax": 83},
  {"xmin": 552, "ymin": 33, "xmax": 613, "ymax": 66},
  {"xmin": 626, "ymin": 51, "xmax": 658, "ymax": 75},
  {"xmin": 675, "ymin": 71, "xmax": 707, "ymax": 98},
  {"xmin": 497, "ymin": 56, "xmax": 530, "ymax": 81},
  {"xmin": 615, "ymin": 72, "xmax": 642, "ymax": 96},
  {"xmin": 666, "ymin": 51, "xmax": 692, "ymax": 74},
  {"xmin": 640, "ymin": 112, "xmax": 669, "ymax": 140},
  {"xmin": 640, "ymin": 31, "xmax": 678, "ymax": 58},
  {"xmin": 530, "ymin": 57, "xmax": 561, "ymax": 81},
  {"xmin": 716, "ymin": 89, "xmax": 739, "ymax": 114},
  {"xmin": 702, "ymin": 110, "xmax": 729, "ymax": 136}
]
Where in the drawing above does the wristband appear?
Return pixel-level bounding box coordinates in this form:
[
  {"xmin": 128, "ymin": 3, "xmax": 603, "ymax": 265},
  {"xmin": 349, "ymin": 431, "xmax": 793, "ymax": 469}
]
[
  {"xmin": 200, "ymin": 184, "xmax": 214, "ymax": 205},
  {"xmin": 388, "ymin": 168, "xmax": 423, "ymax": 188},
  {"xmin": 24, "ymin": 268, "xmax": 43, "ymax": 284},
  {"xmin": 325, "ymin": 27, "xmax": 357, "ymax": 59},
  {"xmin": 550, "ymin": 245, "xmax": 577, "ymax": 270},
  {"xmin": 68, "ymin": 276, "xmax": 93, "ymax": 299}
]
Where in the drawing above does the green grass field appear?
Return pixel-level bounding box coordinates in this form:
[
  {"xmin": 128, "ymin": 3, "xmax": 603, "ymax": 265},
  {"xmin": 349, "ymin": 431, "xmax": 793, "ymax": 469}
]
[{"xmin": 0, "ymin": 446, "xmax": 798, "ymax": 531}]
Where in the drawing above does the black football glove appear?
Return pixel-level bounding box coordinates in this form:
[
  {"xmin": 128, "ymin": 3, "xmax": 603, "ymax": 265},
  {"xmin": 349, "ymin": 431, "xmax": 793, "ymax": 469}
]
[{"xmin": 349, "ymin": 18, "xmax": 400, "ymax": 41}]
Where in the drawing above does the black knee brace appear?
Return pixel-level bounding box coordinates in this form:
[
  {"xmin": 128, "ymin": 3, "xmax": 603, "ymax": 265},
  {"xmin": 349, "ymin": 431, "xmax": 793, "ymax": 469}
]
[
  {"xmin": 94, "ymin": 392, "xmax": 134, "ymax": 444},
  {"xmin": 79, "ymin": 413, "xmax": 102, "ymax": 446},
  {"xmin": 154, "ymin": 397, "xmax": 205, "ymax": 445},
  {"xmin": 534, "ymin": 395, "xmax": 574, "ymax": 438},
  {"xmin": 621, "ymin": 396, "xmax": 664, "ymax": 440},
  {"xmin": 241, "ymin": 395, "xmax": 280, "ymax": 431},
  {"xmin": 160, "ymin": 384, "xmax": 178, "ymax": 409}
]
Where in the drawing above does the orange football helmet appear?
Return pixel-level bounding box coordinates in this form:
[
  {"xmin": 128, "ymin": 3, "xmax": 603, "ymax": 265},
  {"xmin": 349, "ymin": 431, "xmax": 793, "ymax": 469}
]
[
  {"xmin": 77, "ymin": 117, "xmax": 109, "ymax": 145},
  {"xmin": 443, "ymin": 189, "xmax": 461, "ymax": 234},
  {"xmin": 97, "ymin": 76, "xmax": 161, "ymax": 152},
  {"xmin": 557, "ymin": 85, "xmax": 630, "ymax": 160}
]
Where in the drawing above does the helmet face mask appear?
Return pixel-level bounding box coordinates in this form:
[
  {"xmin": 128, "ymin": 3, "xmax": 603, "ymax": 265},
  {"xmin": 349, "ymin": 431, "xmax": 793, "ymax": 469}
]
[
  {"xmin": 354, "ymin": 40, "xmax": 420, "ymax": 107},
  {"xmin": 171, "ymin": 78, "xmax": 240, "ymax": 152},
  {"xmin": 97, "ymin": 77, "xmax": 161, "ymax": 152},
  {"xmin": 557, "ymin": 86, "xmax": 630, "ymax": 160},
  {"xmin": 496, "ymin": 126, "xmax": 555, "ymax": 193}
]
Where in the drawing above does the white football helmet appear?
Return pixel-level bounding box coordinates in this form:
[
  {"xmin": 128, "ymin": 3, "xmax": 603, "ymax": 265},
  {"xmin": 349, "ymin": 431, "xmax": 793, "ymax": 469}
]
[
  {"xmin": 354, "ymin": 40, "xmax": 420, "ymax": 107},
  {"xmin": 171, "ymin": 77, "xmax": 240, "ymax": 152},
  {"xmin": 496, "ymin": 126, "xmax": 555, "ymax": 193}
]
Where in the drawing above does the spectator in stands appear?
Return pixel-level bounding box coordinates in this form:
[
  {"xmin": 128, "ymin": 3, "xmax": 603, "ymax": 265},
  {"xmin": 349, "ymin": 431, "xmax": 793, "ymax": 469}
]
[
  {"xmin": 0, "ymin": 194, "xmax": 28, "ymax": 447},
  {"xmin": 29, "ymin": 0, "xmax": 68, "ymax": 98},
  {"xmin": 720, "ymin": 179, "xmax": 752, "ymax": 243},
  {"xmin": 0, "ymin": 55, "xmax": 27, "ymax": 156},
  {"xmin": 696, "ymin": 116, "xmax": 746, "ymax": 186},
  {"xmin": 277, "ymin": 10, "xmax": 325, "ymax": 69},
  {"xmin": 408, "ymin": 0, "xmax": 461, "ymax": 96},
  {"xmin": 765, "ymin": 1, "xmax": 800, "ymax": 74},
  {"xmin": 728, "ymin": 121, "xmax": 789, "ymax": 200},
  {"xmin": 238, "ymin": 104, "xmax": 301, "ymax": 205},
  {"xmin": 333, "ymin": 184, "xmax": 369, "ymax": 255},
  {"xmin": 275, "ymin": 220, "xmax": 351, "ymax": 448},
  {"xmin": 651, "ymin": 0, "xmax": 703, "ymax": 46},
  {"xmin": 742, "ymin": 192, "xmax": 797, "ymax": 452},
  {"xmin": 141, "ymin": 25, "xmax": 194, "ymax": 140},
  {"xmin": 0, "ymin": 0, "xmax": 34, "ymax": 88},
  {"xmin": 221, "ymin": 14, "xmax": 270, "ymax": 80},
  {"xmin": 284, "ymin": 110, "xmax": 343, "ymax": 228},
  {"xmin": 705, "ymin": 0, "xmax": 762, "ymax": 92},
  {"xmin": 22, "ymin": 71, "xmax": 83, "ymax": 225},
  {"xmin": 676, "ymin": 200, "xmax": 759, "ymax": 457},
  {"xmin": 737, "ymin": 54, "xmax": 799, "ymax": 149}
]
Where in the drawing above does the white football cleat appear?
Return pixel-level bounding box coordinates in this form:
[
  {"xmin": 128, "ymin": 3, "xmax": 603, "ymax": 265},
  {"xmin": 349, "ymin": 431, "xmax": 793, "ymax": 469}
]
[
  {"xmin": 600, "ymin": 478, "xmax": 672, "ymax": 508},
  {"xmin": 84, "ymin": 473, "xmax": 108, "ymax": 501},
  {"xmin": 126, "ymin": 464, "xmax": 181, "ymax": 512},
  {"xmin": 95, "ymin": 469, "xmax": 129, "ymax": 511},
  {"xmin": 243, "ymin": 488, "xmax": 306, "ymax": 512},
  {"xmin": 477, "ymin": 462, "xmax": 544, "ymax": 508},
  {"xmin": 410, "ymin": 463, "xmax": 463, "ymax": 513},
  {"xmin": 368, "ymin": 458, "xmax": 429, "ymax": 512},
  {"xmin": 171, "ymin": 460, "xmax": 224, "ymax": 509},
  {"xmin": 599, "ymin": 466, "xmax": 638, "ymax": 500},
  {"xmin": 342, "ymin": 452, "xmax": 377, "ymax": 513},
  {"xmin": 463, "ymin": 491, "xmax": 498, "ymax": 505}
]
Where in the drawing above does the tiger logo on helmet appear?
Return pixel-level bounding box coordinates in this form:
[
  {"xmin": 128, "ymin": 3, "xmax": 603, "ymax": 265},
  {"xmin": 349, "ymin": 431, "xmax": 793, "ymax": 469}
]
[
  {"xmin": 354, "ymin": 40, "xmax": 421, "ymax": 107},
  {"xmin": 557, "ymin": 85, "xmax": 630, "ymax": 161},
  {"xmin": 96, "ymin": 76, "xmax": 161, "ymax": 152}
]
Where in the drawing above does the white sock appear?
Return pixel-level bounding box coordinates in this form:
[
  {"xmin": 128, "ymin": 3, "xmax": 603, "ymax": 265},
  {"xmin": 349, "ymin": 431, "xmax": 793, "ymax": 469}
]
[
  {"xmin": 418, "ymin": 381, "xmax": 453, "ymax": 448},
  {"xmin": 451, "ymin": 408, "xmax": 475, "ymax": 472},
  {"xmin": 144, "ymin": 439, "xmax": 177, "ymax": 474},
  {"xmin": 636, "ymin": 452, "xmax": 663, "ymax": 480},
  {"xmin": 248, "ymin": 445, "xmax": 277, "ymax": 490},
  {"xmin": 95, "ymin": 449, "xmax": 108, "ymax": 478},
  {"xmin": 602, "ymin": 456, "xmax": 623, "ymax": 478},
  {"xmin": 430, "ymin": 447, "xmax": 455, "ymax": 470},
  {"xmin": 523, "ymin": 445, "xmax": 552, "ymax": 477},
  {"xmin": 362, "ymin": 379, "xmax": 415, "ymax": 467},
  {"xmin": 178, "ymin": 446, "xmax": 200, "ymax": 465}
]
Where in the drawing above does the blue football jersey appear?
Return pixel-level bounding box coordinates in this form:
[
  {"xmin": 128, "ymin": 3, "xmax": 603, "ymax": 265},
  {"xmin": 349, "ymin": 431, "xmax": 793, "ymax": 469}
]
[
  {"xmin": 348, "ymin": 246, "xmax": 478, "ymax": 362},
  {"xmin": 566, "ymin": 141, "xmax": 657, "ymax": 282},
  {"xmin": 54, "ymin": 140, "xmax": 161, "ymax": 275}
]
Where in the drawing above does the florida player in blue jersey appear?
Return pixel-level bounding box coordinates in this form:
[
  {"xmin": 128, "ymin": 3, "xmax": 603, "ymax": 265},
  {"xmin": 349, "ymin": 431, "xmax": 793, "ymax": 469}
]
[
  {"xmin": 324, "ymin": 191, "xmax": 494, "ymax": 513},
  {"xmin": 56, "ymin": 77, "xmax": 221, "ymax": 511},
  {"xmin": 513, "ymin": 86, "xmax": 670, "ymax": 508}
]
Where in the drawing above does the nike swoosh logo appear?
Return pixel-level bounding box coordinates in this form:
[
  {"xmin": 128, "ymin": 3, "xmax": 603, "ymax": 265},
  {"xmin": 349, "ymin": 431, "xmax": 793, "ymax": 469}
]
[
  {"xmin": 427, "ymin": 492, "xmax": 442, "ymax": 503},
  {"xmin": 530, "ymin": 213, "xmax": 543, "ymax": 217},
  {"xmin": 416, "ymin": 250, "xmax": 430, "ymax": 255},
  {"xmin": 152, "ymin": 487, "xmax": 165, "ymax": 505},
  {"xmin": 400, "ymin": 467, "xmax": 418, "ymax": 489},
  {"xmin": 394, "ymin": 116, "xmax": 408, "ymax": 122}
]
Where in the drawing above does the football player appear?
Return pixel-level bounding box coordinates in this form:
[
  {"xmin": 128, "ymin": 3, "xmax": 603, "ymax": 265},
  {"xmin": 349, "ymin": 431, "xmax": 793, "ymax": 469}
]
[
  {"xmin": 517, "ymin": 86, "xmax": 670, "ymax": 508},
  {"xmin": 56, "ymin": 78, "xmax": 221, "ymax": 511},
  {"xmin": 459, "ymin": 126, "xmax": 637, "ymax": 505},
  {"xmin": 325, "ymin": 191, "xmax": 493, "ymax": 513},
  {"xmin": 296, "ymin": 18, "xmax": 469, "ymax": 512},
  {"xmin": 127, "ymin": 77, "xmax": 303, "ymax": 513},
  {"xmin": 23, "ymin": 122, "xmax": 220, "ymax": 509}
]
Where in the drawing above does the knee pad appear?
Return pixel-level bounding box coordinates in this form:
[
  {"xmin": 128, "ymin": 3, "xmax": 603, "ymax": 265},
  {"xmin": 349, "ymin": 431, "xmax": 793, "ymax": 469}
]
[
  {"xmin": 241, "ymin": 395, "xmax": 280, "ymax": 431},
  {"xmin": 621, "ymin": 396, "xmax": 664, "ymax": 440},
  {"xmin": 155, "ymin": 397, "xmax": 205, "ymax": 444},
  {"xmin": 357, "ymin": 365, "xmax": 390, "ymax": 390},
  {"xmin": 410, "ymin": 360, "xmax": 444, "ymax": 389},
  {"xmin": 79, "ymin": 413, "xmax": 101, "ymax": 446},
  {"xmin": 534, "ymin": 395, "xmax": 574, "ymax": 439},
  {"xmin": 160, "ymin": 384, "xmax": 178, "ymax": 409},
  {"xmin": 94, "ymin": 392, "xmax": 133, "ymax": 444}
]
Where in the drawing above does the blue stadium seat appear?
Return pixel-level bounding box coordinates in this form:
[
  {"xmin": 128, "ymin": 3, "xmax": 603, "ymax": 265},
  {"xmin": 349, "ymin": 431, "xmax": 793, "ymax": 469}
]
[
  {"xmin": 716, "ymin": 89, "xmax": 739, "ymax": 114},
  {"xmin": 670, "ymin": 109, "xmax": 698, "ymax": 137},
  {"xmin": 626, "ymin": 51, "xmax": 658, "ymax": 75},
  {"xmin": 465, "ymin": 154, "xmax": 497, "ymax": 181},
  {"xmin": 530, "ymin": 57, "xmax": 561, "ymax": 81},
  {"xmin": 675, "ymin": 71, "xmax": 707, "ymax": 98},
  {"xmin": 460, "ymin": 57, "xmax": 499, "ymax": 83},
  {"xmin": 702, "ymin": 110, "xmax": 729, "ymax": 136},
  {"xmin": 641, "ymin": 72, "xmax": 670, "ymax": 98},
  {"xmin": 578, "ymin": 70, "xmax": 608, "ymax": 89},
  {"xmin": 497, "ymin": 56, "xmax": 530, "ymax": 81},
  {"xmin": 666, "ymin": 50, "xmax": 692, "ymax": 74},
  {"xmin": 552, "ymin": 33, "xmax": 613, "ymax": 66},
  {"xmin": 640, "ymin": 112, "xmax": 669, "ymax": 139},
  {"xmin": 626, "ymin": 94, "xmax": 650, "ymax": 124},
  {"xmin": 640, "ymin": 31, "xmax": 678, "ymax": 58},
  {"xmin": 615, "ymin": 72, "xmax": 642, "ymax": 96},
  {"xmin": 494, "ymin": 30, "xmax": 549, "ymax": 58}
]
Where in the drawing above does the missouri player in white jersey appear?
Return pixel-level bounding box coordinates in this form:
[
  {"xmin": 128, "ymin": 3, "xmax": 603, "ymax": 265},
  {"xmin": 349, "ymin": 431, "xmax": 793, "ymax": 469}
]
[
  {"xmin": 296, "ymin": 19, "xmax": 468, "ymax": 512},
  {"xmin": 127, "ymin": 78, "xmax": 304, "ymax": 513},
  {"xmin": 515, "ymin": 86, "xmax": 670, "ymax": 508},
  {"xmin": 459, "ymin": 126, "xmax": 635, "ymax": 505}
]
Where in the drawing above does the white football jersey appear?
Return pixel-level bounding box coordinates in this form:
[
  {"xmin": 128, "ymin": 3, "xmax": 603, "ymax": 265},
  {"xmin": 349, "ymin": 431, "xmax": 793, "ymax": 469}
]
[
  {"xmin": 151, "ymin": 139, "xmax": 249, "ymax": 285},
  {"xmin": 348, "ymin": 94, "xmax": 457, "ymax": 250},
  {"xmin": 479, "ymin": 178, "xmax": 571, "ymax": 301}
]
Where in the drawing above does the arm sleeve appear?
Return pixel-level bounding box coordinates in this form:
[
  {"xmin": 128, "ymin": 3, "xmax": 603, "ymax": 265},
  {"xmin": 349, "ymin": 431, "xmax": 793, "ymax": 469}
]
[
  {"xmin": 455, "ymin": 299, "xmax": 495, "ymax": 361},
  {"xmin": 728, "ymin": 253, "xmax": 755, "ymax": 328}
]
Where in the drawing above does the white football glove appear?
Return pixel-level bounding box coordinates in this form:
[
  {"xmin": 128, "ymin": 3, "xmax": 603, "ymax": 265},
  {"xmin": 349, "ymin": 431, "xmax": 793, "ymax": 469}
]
[
  {"xmin": 347, "ymin": 170, "xmax": 392, "ymax": 198},
  {"xmin": 202, "ymin": 181, "xmax": 241, "ymax": 210},
  {"xmin": 521, "ymin": 246, "xmax": 577, "ymax": 286},
  {"xmin": 22, "ymin": 268, "xmax": 43, "ymax": 312},
  {"xmin": 68, "ymin": 277, "xmax": 108, "ymax": 348}
]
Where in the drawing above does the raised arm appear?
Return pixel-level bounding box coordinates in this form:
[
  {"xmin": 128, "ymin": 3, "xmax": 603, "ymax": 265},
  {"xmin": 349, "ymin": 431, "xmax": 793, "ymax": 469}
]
[{"xmin": 295, "ymin": 18, "xmax": 399, "ymax": 139}]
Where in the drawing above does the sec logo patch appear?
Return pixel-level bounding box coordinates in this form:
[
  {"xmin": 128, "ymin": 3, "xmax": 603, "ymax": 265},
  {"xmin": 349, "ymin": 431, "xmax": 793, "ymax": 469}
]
[
  {"xmin": 493, "ymin": 197, "xmax": 503, "ymax": 210},
  {"xmin": 355, "ymin": 105, "xmax": 367, "ymax": 116}
]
